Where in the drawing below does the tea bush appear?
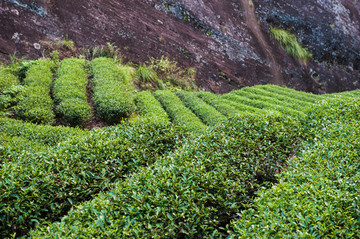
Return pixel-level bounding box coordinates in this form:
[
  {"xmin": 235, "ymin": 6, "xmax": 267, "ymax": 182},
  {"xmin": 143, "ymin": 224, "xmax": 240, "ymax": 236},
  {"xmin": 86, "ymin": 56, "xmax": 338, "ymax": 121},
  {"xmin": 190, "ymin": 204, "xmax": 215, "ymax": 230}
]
[
  {"xmin": 154, "ymin": 90, "xmax": 206, "ymax": 132},
  {"xmin": 229, "ymin": 91, "xmax": 306, "ymax": 118},
  {"xmin": 0, "ymin": 67, "xmax": 23, "ymax": 114},
  {"xmin": 241, "ymin": 86, "xmax": 313, "ymax": 110},
  {"xmin": 54, "ymin": 58, "xmax": 92, "ymax": 126},
  {"xmin": 0, "ymin": 67, "xmax": 18, "ymax": 92},
  {"xmin": 229, "ymin": 96, "xmax": 360, "ymax": 238},
  {"xmin": 0, "ymin": 119, "xmax": 185, "ymax": 237},
  {"xmin": 90, "ymin": 57, "xmax": 135, "ymax": 124},
  {"xmin": 31, "ymin": 112, "xmax": 304, "ymax": 238},
  {"xmin": 14, "ymin": 60, "xmax": 55, "ymax": 124},
  {"xmin": 176, "ymin": 91, "xmax": 226, "ymax": 126},
  {"xmin": 257, "ymin": 84, "xmax": 322, "ymax": 103},
  {"xmin": 196, "ymin": 91, "xmax": 243, "ymax": 117},
  {"xmin": 134, "ymin": 90, "xmax": 169, "ymax": 123}
]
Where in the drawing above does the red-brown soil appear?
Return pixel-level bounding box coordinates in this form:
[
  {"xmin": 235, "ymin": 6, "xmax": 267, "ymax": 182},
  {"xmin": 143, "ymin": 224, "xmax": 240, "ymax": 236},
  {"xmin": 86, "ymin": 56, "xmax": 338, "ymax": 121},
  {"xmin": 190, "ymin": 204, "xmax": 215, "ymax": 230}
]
[{"xmin": 1, "ymin": 0, "xmax": 359, "ymax": 93}]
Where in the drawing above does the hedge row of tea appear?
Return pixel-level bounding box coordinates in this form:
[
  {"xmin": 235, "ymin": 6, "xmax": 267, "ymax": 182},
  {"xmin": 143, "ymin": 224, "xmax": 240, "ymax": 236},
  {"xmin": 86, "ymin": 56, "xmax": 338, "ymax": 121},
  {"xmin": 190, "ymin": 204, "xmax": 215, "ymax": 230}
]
[
  {"xmin": 90, "ymin": 57, "xmax": 136, "ymax": 124},
  {"xmin": 31, "ymin": 112, "xmax": 304, "ymax": 238},
  {"xmin": 54, "ymin": 58, "xmax": 92, "ymax": 126},
  {"xmin": 0, "ymin": 118, "xmax": 185, "ymax": 237},
  {"xmin": 154, "ymin": 90, "xmax": 207, "ymax": 133},
  {"xmin": 0, "ymin": 67, "xmax": 21, "ymax": 113},
  {"xmin": 230, "ymin": 96, "xmax": 360, "ymax": 238},
  {"xmin": 176, "ymin": 91, "xmax": 227, "ymax": 126},
  {"xmin": 134, "ymin": 90, "xmax": 169, "ymax": 123},
  {"xmin": 14, "ymin": 60, "xmax": 55, "ymax": 124}
]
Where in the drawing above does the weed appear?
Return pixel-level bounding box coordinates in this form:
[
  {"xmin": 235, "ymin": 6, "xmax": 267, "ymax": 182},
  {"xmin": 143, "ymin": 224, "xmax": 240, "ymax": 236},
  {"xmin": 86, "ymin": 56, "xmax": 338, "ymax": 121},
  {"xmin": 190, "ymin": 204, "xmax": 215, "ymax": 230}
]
[{"xmin": 270, "ymin": 27, "xmax": 312, "ymax": 62}]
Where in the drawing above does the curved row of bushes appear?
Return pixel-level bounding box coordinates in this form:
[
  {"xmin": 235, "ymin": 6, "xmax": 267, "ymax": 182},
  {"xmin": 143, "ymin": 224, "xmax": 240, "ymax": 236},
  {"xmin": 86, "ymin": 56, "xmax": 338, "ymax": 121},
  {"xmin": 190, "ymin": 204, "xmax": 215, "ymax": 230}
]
[
  {"xmin": 90, "ymin": 57, "xmax": 135, "ymax": 124},
  {"xmin": 54, "ymin": 58, "xmax": 92, "ymax": 126},
  {"xmin": 30, "ymin": 112, "xmax": 304, "ymax": 238},
  {"xmin": 230, "ymin": 96, "xmax": 360, "ymax": 238},
  {"xmin": 0, "ymin": 118, "xmax": 87, "ymax": 146},
  {"xmin": 257, "ymin": 84, "xmax": 322, "ymax": 103},
  {"xmin": 196, "ymin": 91, "xmax": 243, "ymax": 117},
  {"xmin": 0, "ymin": 119, "xmax": 184, "ymax": 237},
  {"xmin": 0, "ymin": 67, "xmax": 18, "ymax": 92},
  {"xmin": 134, "ymin": 90, "xmax": 169, "ymax": 123},
  {"xmin": 0, "ymin": 67, "xmax": 21, "ymax": 113},
  {"xmin": 241, "ymin": 86, "xmax": 313, "ymax": 111},
  {"xmin": 14, "ymin": 60, "xmax": 55, "ymax": 124},
  {"xmin": 176, "ymin": 91, "xmax": 226, "ymax": 126},
  {"xmin": 0, "ymin": 118, "xmax": 87, "ymax": 164},
  {"xmin": 154, "ymin": 90, "xmax": 207, "ymax": 133},
  {"xmin": 229, "ymin": 90, "xmax": 306, "ymax": 118}
]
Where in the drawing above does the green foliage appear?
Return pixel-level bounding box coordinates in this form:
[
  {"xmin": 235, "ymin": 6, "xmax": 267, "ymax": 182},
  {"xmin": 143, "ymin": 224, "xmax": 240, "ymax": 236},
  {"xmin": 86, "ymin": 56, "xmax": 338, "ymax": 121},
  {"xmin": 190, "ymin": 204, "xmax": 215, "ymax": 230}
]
[
  {"xmin": 54, "ymin": 58, "xmax": 92, "ymax": 126},
  {"xmin": 176, "ymin": 91, "xmax": 227, "ymax": 126},
  {"xmin": 134, "ymin": 90, "xmax": 169, "ymax": 123},
  {"xmin": 256, "ymin": 84, "xmax": 322, "ymax": 103},
  {"xmin": 90, "ymin": 57, "xmax": 135, "ymax": 124},
  {"xmin": 0, "ymin": 118, "xmax": 87, "ymax": 146},
  {"xmin": 135, "ymin": 56, "xmax": 197, "ymax": 91},
  {"xmin": 0, "ymin": 67, "xmax": 23, "ymax": 114},
  {"xmin": 88, "ymin": 42, "xmax": 122, "ymax": 61},
  {"xmin": 0, "ymin": 67, "xmax": 18, "ymax": 92},
  {"xmin": 229, "ymin": 96, "xmax": 360, "ymax": 238},
  {"xmin": 229, "ymin": 90, "xmax": 306, "ymax": 118},
  {"xmin": 119, "ymin": 65, "xmax": 136, "ymax": 85},
  {"xmin": 0, "ymin": 119, "xmax": 185, "ymax": 238},
  {"xmin": 136, "ymin": 64, "xmax": 159, "ymax": 83},
  {"xmin": 31, "ymin": 112, "xmax": 304, "ymax": 238},
  {"xmin": 14, "ymin": 60, "xmax": 55, "ymax": 124},
  {"xmin": 196, "ymin": 91, "xmax": 244, "ymax": 117},
  {"xmin": 154, "ymin": 90, "xmax": 207, "ymax": 133},
  {"xmin": 0, "ymin": 118, "xmax": 86, "ymax": 164},
  {"xmin": 241, "ymin": 86, "xmax": 313, "ymax": 110},
  {"xmin": 270, "ymin": 27, "xmax": 312, "ymax": 61}
]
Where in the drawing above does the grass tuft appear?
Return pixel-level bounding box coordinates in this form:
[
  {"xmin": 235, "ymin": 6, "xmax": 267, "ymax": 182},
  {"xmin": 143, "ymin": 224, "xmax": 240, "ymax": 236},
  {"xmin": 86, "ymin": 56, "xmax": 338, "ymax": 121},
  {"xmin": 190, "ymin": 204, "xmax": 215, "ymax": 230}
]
[{"xmin": 270, "ymin": 27, "xmax": 312, "ymax": 62}]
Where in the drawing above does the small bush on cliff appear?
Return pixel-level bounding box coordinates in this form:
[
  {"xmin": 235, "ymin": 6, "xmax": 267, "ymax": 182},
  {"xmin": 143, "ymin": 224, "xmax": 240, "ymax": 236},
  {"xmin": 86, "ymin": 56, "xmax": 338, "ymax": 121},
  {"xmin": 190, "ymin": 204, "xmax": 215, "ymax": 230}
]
[{"xmin": 270, "ymin": 27, "xmax": 312, "ymax": 62}]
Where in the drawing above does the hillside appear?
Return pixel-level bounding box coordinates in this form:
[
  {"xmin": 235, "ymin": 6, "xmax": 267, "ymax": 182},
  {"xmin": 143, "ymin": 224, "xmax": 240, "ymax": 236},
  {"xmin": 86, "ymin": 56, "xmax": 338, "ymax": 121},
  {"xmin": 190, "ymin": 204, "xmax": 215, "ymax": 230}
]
[
  {"xmin": 1, "ymin": 56, "xmax": 360, "ymax": 237},
  {"xmin": 1, "ymin": 0, "xmax": 360, "ymax": 93}
]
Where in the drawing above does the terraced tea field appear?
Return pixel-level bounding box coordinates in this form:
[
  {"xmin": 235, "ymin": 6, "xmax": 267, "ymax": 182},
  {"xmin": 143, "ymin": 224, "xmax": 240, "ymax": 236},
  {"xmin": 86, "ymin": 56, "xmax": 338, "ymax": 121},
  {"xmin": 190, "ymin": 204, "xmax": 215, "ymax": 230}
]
[
  {"xmin": 0, "ymin": 57, "xmax": 330, "ymax": 131},
  {"xmin": 1, "ymin": 57, "xmax": 360, "ymax": 238}
]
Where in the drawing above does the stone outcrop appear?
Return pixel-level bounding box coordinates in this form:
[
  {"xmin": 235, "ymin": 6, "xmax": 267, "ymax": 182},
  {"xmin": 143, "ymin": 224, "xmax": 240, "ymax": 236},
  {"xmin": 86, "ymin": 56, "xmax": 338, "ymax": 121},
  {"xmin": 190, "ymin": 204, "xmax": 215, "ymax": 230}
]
[{"xmin": 1, "ymin": 0, "xmax": 359, "ymax": 93}]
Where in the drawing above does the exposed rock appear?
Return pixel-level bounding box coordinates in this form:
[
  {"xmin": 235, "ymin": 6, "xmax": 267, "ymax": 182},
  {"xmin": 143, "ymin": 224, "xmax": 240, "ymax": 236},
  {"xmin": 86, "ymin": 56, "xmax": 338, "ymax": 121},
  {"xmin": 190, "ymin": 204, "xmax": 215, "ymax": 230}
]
[{"xmin": 0, "ymin": 0, "xmax": 359, "ymax": 93}]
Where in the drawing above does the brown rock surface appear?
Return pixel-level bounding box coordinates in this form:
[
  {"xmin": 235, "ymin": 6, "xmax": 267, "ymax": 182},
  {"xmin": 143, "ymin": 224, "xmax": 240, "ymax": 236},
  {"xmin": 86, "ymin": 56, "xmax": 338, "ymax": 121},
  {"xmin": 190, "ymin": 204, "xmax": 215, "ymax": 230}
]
[{"xmin": 1, "ymin": 0, "xmax": 359, "ymax": 93}]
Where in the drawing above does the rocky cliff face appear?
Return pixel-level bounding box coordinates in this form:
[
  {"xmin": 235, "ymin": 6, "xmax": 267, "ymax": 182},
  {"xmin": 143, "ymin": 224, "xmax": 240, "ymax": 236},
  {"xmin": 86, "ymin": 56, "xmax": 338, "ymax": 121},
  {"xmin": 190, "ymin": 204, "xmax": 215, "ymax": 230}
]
[{"xmin": 1, "ymin": 0, "xmax": 359, "ymax": 93}]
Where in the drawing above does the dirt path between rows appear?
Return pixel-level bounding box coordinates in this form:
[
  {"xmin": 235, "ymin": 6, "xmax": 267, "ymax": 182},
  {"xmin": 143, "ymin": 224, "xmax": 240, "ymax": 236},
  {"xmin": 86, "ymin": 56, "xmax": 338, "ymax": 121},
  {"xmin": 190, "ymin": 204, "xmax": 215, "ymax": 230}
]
[{"xmin": 240, "ymin": 0, "xmax": 283, "ymax": 85}]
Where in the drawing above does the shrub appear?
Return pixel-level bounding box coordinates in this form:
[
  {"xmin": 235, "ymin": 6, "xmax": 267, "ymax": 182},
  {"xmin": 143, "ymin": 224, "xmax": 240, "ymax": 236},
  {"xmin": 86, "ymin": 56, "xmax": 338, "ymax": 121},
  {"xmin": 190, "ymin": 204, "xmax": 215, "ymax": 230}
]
[
  {"xmin": 270, "ymin": 27, "xmax": 312, "ymax": 62},
  {"xmin": 136, "ymin": 65, "xmax": 158, "ymax": 83},
  {"xmin": 90, "ymin": 57, "xmax": 135, "ymax": 124},
  {"xmin": 14, "ymin": 86, "xmax": 55, "ymax": 124},
  {"xmin": 229, "ymin": 96, "xmax": 360, "ymax": 238},
  {"xmin": 119, "ymin": 65, "xmax": 136, "ymax": 85},
  {"xmin": 154, "ymin": 90, "xmax": 207, "ymax": 132},
  {"xmin": 31, "ymin": 112, "xmax": 304, "ymax": 238},
  {"xmin": 229, "ymin": 90, "xmax": 306, "ymax": 118},
  {"xmin": 176, "ymin": 91, "xmax": 227, "ymax": 126},
  {"xmin": 196, "ymin": 91, "xmax": 243, "ymax": 117},
  {"xmin": 0, "ymin": 67, "xmax": 18, "ymax": 92},
  {"xmin": 14, "ymin": 60, "xmax": 55, "ymax": 124},
  {"xmin": 0, "ymin": 119, "xmax": 185, "ymax": 237},
  {"xmin": 54, "ymin": 58, "xmax": 92, "ymax": 126},
  {"xmin": 134, "ymin": 90, "xmax": 169, "ymax": 123},
  {"xmin": 0, "ymin": 118, "xmax": 86, "ymax": 146},
  {"xmin": 256, "ymin": 84, "xmax": 321, "ymax": 103},
  {"xmin": 241, "ymin": 86, "xmax": 313, "ymax": 111}
]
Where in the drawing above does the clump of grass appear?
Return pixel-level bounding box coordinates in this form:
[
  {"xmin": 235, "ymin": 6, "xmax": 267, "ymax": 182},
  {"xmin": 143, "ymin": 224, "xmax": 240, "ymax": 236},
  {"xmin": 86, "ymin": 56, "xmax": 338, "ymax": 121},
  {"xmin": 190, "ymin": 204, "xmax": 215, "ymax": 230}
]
[
  {"xmin": 136, "ymin": 65, "xmax": 159, "ymax": 83},
  {"xmin": 270, "ymin": 27, "xmax": 312, "ymax": 62}
]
